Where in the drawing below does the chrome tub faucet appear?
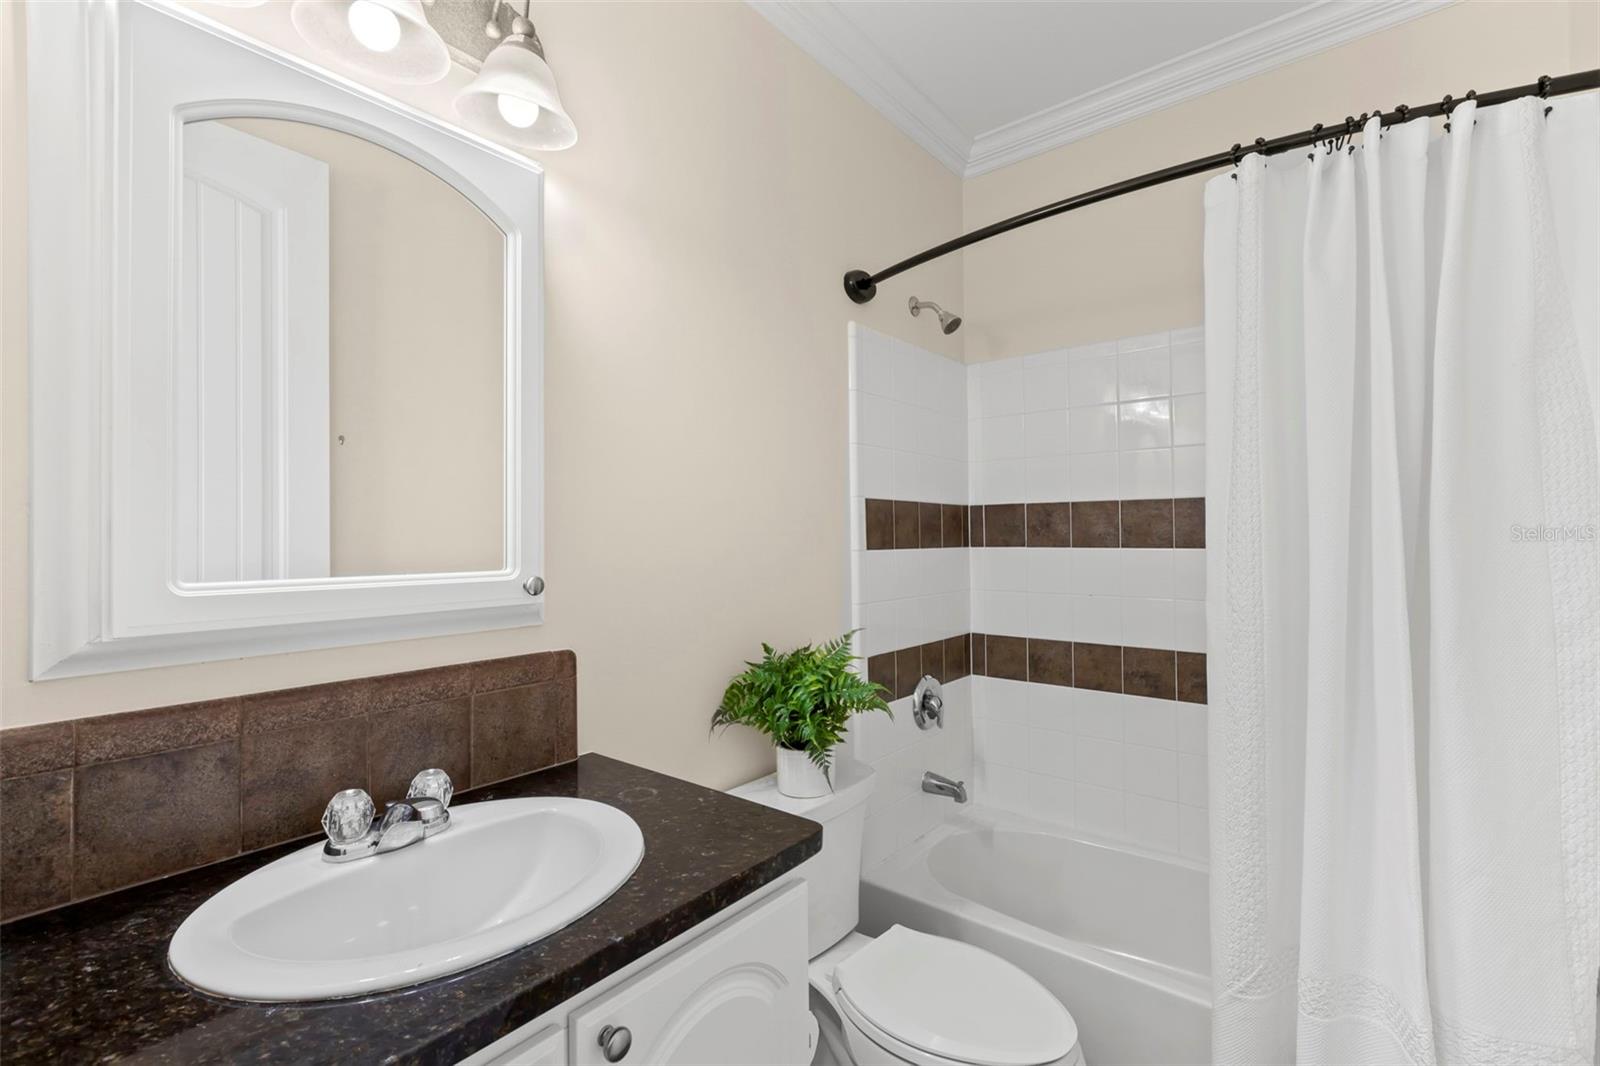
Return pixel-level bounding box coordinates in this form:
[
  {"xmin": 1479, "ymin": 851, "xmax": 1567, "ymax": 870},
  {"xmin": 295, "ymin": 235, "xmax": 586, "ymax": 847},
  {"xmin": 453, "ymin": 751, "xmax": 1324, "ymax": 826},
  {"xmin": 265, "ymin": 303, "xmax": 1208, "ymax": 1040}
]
[
  {"xmin": 922, "ymin": 770, "xmax": 968, "ymax": 804},
  {"xmin": 320, "ymin": 768, "xmax": 454, "ymax": 863}
]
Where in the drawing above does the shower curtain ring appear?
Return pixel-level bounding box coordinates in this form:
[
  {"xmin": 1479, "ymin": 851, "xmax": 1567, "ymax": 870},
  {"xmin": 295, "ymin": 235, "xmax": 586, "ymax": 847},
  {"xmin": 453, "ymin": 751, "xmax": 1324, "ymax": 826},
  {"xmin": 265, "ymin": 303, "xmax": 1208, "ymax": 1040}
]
[
  {"xmin": 1230, "ymin": 142, "xmax": 1243, "ymax": 167},
  {"xmin": 1539, "ymin": 74, "xmax": 1554, "ymax": 116}
]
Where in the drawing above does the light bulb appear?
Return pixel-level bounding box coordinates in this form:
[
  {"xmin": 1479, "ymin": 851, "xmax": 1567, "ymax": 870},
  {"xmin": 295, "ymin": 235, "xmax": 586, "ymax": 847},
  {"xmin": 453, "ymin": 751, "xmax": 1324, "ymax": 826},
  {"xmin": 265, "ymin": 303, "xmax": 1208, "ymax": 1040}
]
[
  {"xmin": 347, "ymin": 0, "xmax": 401, "ymax": 52},
  {"xmin": 496, "ymin": 94, "xmax": 541, "ymax": 129}
]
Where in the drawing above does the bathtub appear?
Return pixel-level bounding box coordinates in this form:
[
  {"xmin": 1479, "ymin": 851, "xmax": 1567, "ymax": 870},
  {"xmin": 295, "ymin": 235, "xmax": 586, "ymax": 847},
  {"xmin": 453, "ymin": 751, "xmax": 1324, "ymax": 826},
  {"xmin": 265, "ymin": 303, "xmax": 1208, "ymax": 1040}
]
[{"xmin": 858, "ymin": 807, "xmax": 1211, "ymax": 1066}]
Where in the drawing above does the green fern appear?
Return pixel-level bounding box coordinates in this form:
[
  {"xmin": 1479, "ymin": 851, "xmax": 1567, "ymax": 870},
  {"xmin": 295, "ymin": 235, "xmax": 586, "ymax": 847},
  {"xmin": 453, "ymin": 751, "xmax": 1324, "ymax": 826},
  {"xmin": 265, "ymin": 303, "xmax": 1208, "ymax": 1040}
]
[{"xmin": 711, "ymin": 631, "xmax": 891, "ymax": 778}]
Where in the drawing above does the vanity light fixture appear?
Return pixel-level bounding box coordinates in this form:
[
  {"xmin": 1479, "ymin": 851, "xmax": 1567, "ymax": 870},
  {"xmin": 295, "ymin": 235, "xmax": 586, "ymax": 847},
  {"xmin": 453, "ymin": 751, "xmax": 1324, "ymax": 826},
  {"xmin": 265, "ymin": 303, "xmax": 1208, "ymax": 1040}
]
[
  {"xmin": 454, "ymin": 0, "xmax": 577, "ymax": 150},
  {"xmin": 289, "ymin": 0, "xmax": 450, "ymax": 85}
]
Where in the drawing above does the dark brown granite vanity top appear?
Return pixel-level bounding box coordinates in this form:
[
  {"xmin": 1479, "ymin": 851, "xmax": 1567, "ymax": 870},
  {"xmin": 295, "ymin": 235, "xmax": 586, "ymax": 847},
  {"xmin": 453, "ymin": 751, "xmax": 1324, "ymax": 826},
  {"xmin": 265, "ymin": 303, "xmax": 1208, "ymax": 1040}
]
[{"xmin": 0, "ymin": 754, "xmax": 820, "ymax": 1065}]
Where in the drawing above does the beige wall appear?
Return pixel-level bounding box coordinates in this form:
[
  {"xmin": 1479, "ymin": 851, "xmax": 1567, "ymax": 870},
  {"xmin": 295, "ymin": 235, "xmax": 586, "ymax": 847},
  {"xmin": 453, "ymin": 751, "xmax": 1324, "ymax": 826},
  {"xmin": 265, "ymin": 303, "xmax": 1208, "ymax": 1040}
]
[
  {"xmin": 0, "ymin": 1, "xmax": 963, "ymax": 790},
  {"xmin": 961, "ymin": 0, "xmax": 1600, "ymax": 362},
  {"xmin": 222, "ymin": 116, "xmax": 507, "ymax": 578}
]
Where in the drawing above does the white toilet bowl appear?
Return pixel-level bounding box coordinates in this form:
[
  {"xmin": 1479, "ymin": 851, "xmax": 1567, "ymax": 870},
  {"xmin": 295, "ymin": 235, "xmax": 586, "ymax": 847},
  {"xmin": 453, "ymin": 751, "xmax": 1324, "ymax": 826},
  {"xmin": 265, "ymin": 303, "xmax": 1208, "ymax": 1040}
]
[{"xmin": 731, "ymin": 761, "xmax": 1086, "ymax": 1066}]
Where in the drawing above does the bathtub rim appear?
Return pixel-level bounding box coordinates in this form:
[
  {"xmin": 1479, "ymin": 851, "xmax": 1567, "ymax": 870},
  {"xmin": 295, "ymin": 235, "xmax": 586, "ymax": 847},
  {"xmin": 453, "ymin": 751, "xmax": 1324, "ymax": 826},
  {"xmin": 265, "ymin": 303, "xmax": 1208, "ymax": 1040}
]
[{"xmin": 861, "ymin": 804, "xmax": 1213, "ymax": 1009}]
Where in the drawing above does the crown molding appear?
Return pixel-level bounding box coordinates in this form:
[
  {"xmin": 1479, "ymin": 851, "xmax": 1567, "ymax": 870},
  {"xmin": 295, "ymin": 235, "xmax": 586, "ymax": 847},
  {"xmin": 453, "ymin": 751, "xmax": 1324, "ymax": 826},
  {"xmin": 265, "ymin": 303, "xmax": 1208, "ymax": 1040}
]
[
  {"xmin": 965, "ymin": 0, "xmax": 1452, "ymax": 177},
  {"xmin": 748, "ymin": 0, "xmax": 1453, "ymax": 180},
  {"xmin": 747, "ymin": 0, "xmax": 971, "ymax": 175}
]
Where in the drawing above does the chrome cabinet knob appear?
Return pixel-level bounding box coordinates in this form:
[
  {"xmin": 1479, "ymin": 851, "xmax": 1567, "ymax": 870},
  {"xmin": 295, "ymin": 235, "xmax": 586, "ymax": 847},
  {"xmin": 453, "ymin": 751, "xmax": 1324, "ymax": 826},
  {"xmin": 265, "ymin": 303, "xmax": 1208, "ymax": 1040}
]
[{"xmin": 598, "ymin": 1024, "xmax": 632, "ymax": 1062}]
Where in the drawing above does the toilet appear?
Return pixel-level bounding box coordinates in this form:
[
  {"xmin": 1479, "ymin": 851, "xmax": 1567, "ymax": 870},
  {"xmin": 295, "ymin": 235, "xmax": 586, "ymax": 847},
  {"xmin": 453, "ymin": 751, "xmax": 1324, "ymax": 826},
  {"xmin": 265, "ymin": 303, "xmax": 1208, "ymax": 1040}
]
[{"xmin": 732, "ymin": 759, "xmax": 1085, "ymax": 1066}]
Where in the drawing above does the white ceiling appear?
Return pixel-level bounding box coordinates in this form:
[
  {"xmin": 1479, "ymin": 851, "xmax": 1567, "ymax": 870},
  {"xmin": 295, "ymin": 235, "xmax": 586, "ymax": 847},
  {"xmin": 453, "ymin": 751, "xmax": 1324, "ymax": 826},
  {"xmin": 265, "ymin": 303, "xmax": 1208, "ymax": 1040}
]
[{"xmin": 751, "ymin": 0, "xmax": 1447, "ymax": 176}]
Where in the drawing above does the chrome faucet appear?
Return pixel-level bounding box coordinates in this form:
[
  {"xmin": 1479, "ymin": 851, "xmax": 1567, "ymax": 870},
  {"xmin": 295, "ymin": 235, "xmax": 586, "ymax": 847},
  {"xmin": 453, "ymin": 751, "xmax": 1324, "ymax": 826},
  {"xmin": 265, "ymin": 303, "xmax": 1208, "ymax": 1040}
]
[
  {"xmin": 321, "ymin": 768, "xmax": 454, "ymax": 863},
  {"xmin": 922, "ymin": 770, "xmax": 967, "ymax": 803}
]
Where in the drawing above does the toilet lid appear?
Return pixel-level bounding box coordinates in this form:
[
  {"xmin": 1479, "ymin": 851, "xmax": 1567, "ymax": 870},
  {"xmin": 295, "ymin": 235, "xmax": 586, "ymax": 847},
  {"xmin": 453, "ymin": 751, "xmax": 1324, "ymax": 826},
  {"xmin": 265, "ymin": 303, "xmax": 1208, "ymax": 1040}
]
[{"xmin": 832, "ymin": 926, "xmax": 1077, "ymax": 1066}]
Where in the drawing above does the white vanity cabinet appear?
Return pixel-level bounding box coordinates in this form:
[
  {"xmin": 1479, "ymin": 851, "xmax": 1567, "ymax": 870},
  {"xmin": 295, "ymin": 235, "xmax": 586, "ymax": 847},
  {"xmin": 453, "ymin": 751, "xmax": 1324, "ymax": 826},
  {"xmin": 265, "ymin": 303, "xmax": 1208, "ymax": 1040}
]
[{"xmin": 465, "ymin": 881, "xmax": 811, "ymax": 1066}]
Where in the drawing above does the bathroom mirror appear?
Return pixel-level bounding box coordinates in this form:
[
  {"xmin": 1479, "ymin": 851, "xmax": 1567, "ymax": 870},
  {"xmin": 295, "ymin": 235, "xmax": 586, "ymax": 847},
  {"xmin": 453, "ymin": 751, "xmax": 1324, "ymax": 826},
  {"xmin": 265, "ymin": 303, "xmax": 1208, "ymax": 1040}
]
[
  {"xmin": 28, "ymin": 1, "xmax": 545, "ymax": 679},
  {"xmin": 177, "ymin": 117, "xmax": 505, "ymax": 582}
]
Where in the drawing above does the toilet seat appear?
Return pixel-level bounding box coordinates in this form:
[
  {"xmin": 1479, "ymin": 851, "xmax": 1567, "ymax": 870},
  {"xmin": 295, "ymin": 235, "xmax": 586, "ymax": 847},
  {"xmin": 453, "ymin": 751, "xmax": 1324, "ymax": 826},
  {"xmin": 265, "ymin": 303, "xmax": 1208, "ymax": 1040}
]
[{"xmin": 830, "ymin": 926, "xmax": 1078, "ymax": 1066}]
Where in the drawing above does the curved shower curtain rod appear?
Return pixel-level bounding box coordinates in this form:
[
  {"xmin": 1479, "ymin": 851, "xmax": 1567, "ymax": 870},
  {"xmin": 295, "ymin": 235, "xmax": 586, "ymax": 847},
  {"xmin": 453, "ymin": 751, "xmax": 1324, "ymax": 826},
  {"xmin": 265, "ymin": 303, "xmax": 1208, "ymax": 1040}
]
[{"xmin": 842, "ymin": 68, "xmax": 1600, "ymax": 304}]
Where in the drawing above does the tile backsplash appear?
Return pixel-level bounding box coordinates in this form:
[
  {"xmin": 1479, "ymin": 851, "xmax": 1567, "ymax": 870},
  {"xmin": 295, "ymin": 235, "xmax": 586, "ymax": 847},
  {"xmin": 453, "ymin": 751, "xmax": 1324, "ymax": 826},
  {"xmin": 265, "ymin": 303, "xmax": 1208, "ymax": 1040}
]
[
  {"xmin": 0, "ymin": 651, "xmax": 577, "ymax": 922},
  {"xmin": 848, "ymin": 323, "xmax": 1209, "ymax": 866}
]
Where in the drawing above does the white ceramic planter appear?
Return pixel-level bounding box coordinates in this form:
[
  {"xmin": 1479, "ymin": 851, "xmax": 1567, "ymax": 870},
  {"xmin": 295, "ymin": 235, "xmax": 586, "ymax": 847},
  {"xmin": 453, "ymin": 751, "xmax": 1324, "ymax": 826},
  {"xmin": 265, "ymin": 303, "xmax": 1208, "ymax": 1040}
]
[{"xmin": 775, "ymin": 746, "xmax": 831, "ymax": 798}]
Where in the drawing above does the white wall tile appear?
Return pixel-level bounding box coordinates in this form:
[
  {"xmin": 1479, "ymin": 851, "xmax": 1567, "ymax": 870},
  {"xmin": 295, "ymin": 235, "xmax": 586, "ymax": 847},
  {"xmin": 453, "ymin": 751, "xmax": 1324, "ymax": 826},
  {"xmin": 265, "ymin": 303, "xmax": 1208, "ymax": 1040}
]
[
  {"xmin": 1179, "ymin": 752, "xmax": 1208, "ymax": 808},
  {"xmin": 1124, "ymin": 744, "xmax": 1178, "ymax": 801},
  {"xmin": 1117, "ymin": 330, "xmax": 1170, "ymax": 353},
  {"xmin": 974, "ymin": 361, "xmax": 1026, "ymax": 418},
  {"xmin": 1023, "ymin": 350, "xmax": 1070, "ymax": 412},
  {"xmin": 977, "ymin": 415, "xmax": 1024, "ymax": 461},
  {"xmin": 1172, "ymin": 394, "xmax": 1206, "ymax": 447},
  {"xmin": 1170, "ymin": 337, "xmax": 1205, "ymax": 396},
  {"xmin": 1068, "ymin": 354, "xmax": 1118, "ymax": 408},
  {"xmin": 1025, "ymin": 549, "xmax": 1072, "ymax": 595},
  {"xmin": 1024, "ymin": 409, "xmax": 1071, "ymax": 457},
  {"xmin": 1180, "ymin": 805, "xmax": 1209, "ymax": 861},
  {"xmin": 1120, "ymin": 448, "xmax": 1173, "ymax": 499},
  {"xmin": 1075, "ymin": 736, "xmax": 1123, "ymax": 788},
  {"xmin": 1027, "ymin": 727, "xmax": 1076, "ymax": 778},
  {"xmin": 1123, "ymin": 695, "xmax": 1178, "ymax": 750},
  {"xmin": 1122, "ymin": 549, "xmax": 1174, "ymax": 599},
  {"xmin": 1123, "ymin": 597, "xmax": 1175, "ymax": 649},
  {"xmin": 1026, "ymin": 683, "xmax": 1074, "ymax": 731},
  {"xmin": 1176, "ymin": 703, "xmax": 1207, "ymax": 756},
  {"xmin": 1069, "ymin": 403, "xmax": 1118, "ymax": 454},
  {"xmin": 1173, "ymin": 444, "xmax": 1205, "ymax": 496},
  {"xmin": 1027, "ymin": 593, "xmax": 1075, "ymax": 642},
  {"xmin": 1069, "ymin": 549, "xmax": 1123, "ymax": 596},
  {"xmin": 1124, "ymin": 794, "xmax": 1180, "ymax": 851},
  {"xmin": 1173, "ymin": 600, "xmax": 1206, "ymax": 652},
  {"xmin": 1068, "ymin": 452, "xmax": 1119, "ymax": 500},
  {"xmin": 1028, "ymin": 773, "xmax": 1076, "ymax": 826},
  {"xmin": 1024, "ymin": 456, "xmax": 1072, "ymax": 502},
  {"xmin": 1119, "ymin": 400, "xmax": 1172, "ymax": 450},
  {"xmin": 1075, "ymin": 689, "xmax": 1126, "ymax": 740},
  {"xmin": 1173, "ymin": 549, "xmax": 1206, "ymax": 600},
  {"xmin": 1072, "ymin": 594, "xmax": 1122, "ymax": 645},
  {"xmin": 1118, "ymin": 346, "xmax": 1171, "ymax": 401},
  {"xmin": 1076, "ymin": 783, "xmax": 1124, "ymax": 837}
]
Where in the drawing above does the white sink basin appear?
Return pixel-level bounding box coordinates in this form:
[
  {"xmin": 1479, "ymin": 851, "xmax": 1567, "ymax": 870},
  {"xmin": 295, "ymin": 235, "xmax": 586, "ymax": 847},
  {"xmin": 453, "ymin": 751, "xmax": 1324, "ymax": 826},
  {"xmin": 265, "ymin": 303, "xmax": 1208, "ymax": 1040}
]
[{"xmin": 169, "ymin": 797, "xmax": 644, "ymax": 1002}]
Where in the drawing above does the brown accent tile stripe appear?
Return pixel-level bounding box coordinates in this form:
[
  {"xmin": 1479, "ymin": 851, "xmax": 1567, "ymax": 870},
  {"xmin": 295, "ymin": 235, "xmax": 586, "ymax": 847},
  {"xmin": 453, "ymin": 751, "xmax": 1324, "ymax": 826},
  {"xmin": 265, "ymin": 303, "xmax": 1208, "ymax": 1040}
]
[
  {"xmin": 865, "ymin": 632, "xmax": 1206, "ymax": 707},
  {"xmin": 866, "ymin": 498, "xmax": 1205, "ymax": 549},
  {"xmin": 0, "ymin": 651, "xmax": 578, "ymax": 924}
]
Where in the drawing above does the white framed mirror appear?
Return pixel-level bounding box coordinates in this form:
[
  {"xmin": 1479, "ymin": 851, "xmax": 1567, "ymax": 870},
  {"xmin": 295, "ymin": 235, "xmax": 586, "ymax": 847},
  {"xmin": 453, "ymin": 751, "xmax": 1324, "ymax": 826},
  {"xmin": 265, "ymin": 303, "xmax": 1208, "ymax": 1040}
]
[{"xmin": 27, "ymin": 0, "xmax": 545, "ymax": 679}]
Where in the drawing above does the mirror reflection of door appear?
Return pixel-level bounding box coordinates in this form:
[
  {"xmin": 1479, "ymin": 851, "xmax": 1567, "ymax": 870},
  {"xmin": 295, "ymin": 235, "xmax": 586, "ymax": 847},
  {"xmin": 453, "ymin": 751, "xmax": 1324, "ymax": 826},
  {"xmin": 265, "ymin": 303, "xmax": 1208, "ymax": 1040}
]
[
  {"xmin": 176, "ymin": 118, "xmax": 506, "ymax": 583},
  {"xmin": 178, "ymin": 121, "xmax": 331, "ymax": 582}
]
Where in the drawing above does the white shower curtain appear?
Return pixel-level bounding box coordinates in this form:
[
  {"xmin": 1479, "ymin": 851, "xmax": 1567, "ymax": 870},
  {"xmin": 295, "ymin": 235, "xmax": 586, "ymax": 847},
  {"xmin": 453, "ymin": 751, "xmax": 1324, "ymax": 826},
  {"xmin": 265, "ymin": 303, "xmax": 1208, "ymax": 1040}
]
[{"xmin": 1205, "ymin": 94, "xmax": 1600, "ymax": 1065}]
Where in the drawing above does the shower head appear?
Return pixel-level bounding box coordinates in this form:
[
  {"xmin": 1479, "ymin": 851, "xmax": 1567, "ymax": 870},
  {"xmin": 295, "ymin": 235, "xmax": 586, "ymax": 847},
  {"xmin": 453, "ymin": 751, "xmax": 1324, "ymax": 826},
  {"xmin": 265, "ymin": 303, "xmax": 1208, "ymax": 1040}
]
[{"xmin": 909, "ymin": 296, "xmax": 961, "ymax": 335}]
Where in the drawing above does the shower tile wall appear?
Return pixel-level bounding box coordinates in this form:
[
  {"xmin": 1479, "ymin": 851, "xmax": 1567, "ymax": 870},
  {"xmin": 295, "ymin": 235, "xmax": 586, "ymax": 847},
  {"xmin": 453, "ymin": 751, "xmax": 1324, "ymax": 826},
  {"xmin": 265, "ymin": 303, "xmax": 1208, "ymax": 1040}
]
[
  {"xmin": 968, "ymin": 328, "xmax": 1207, "ymax": 860},
  {"xmin": 847, "ymin": 324, "xmax": 973, "ymax": 868}
]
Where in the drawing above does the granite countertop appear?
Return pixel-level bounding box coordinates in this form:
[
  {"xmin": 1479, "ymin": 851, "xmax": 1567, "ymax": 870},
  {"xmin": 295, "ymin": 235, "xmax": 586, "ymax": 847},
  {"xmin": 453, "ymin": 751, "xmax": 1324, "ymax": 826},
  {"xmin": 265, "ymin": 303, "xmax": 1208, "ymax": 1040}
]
[{"xmin": 0, "ymin": 754, "xmax": 821, "ymax": 1065}]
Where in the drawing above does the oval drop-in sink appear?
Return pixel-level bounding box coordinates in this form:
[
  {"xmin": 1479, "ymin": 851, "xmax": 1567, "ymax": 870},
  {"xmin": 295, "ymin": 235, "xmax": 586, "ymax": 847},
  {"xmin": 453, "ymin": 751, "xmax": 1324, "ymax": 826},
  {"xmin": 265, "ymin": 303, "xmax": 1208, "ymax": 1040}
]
[{"xmin": 169, "ymin": 797, "xmax": 644, "ymax": 1002}]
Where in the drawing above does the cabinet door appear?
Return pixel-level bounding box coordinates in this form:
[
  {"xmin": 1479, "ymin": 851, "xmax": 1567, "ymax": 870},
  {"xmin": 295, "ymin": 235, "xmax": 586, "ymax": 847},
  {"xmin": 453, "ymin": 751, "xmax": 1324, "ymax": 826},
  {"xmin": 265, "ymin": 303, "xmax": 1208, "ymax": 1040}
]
[
  {"xmin": 570, "ymin": 883, "xmax": 809, "ymax": 1066},
  {"xmin": 481, "ymin": 1024, "xmax": 566, "ymax": 1066}
]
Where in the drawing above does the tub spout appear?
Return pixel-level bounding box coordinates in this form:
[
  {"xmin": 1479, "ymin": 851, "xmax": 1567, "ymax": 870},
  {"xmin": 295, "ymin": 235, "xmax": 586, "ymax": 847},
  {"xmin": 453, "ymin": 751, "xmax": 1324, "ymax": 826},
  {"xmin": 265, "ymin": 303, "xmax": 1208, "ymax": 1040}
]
[{"xmin": 922, "ymin": 771, "xmax": 967, "ymax": 803}]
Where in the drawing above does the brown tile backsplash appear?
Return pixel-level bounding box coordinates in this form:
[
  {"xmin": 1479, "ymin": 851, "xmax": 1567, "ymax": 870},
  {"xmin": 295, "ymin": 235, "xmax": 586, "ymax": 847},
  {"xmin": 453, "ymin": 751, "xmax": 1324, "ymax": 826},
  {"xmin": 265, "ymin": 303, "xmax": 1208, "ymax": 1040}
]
[
  {"xmin": 1175, "ymin": 497, "xmax": 1206, "ymax": 549},
  {"xmin": 1177, "ymin": 651, "xmax": 1209, "ymax": 704},
  {"xmin": 0, "ymin": 651, "xmax": 579, "ymax": 923},
  {"xmin": 0, "ymin": 770, "xmax": 73, "ymax": 919},
  {"xmin": 983, "ymin": 504, "xmax": 1026, "ymax": 547},
  {"xmin": 1120, "ymin": 499, "xmax": 1175, "ymax": 549},
  {"xmin": 73, "ymin": 740, "xmax": 242, "ymax": 899},
  {"xmin": 1071, "ymin": 501, "xmax": 1121, "ymax": 547},
  {"xmin": 1073, "ymin": 642, "xmax": 1125, "ymax": 693},
  {"xmin": 893, "ymin": 500, "xmax": 920, "ymax": 549},
  {"xmin": 985, "ymin": 635, "xmax": 1028, "ymax": 681},
  {"xmin": 471, "ymin": 679, "xmax": 577, "ymax": 788},
  {"xmin": 240, "ymin": 715, "xmax": 368, "ymax": 852},
  {"xmin": 1028, "ymin": 638, "xmax": 1073, "ymax": 686},
  {"xmin": 943, "ymin": 634, "xmax": 971, "ymax": 681},
  {"xmin": 894, "ymin": 646, "xmax": 921, "ymax": 700},
  {"xmin": 0, "ymin": 723, "xmax": 74, "ymax": 779},
  {"xmin": 918, "ymin": 503, "xmax": 942, "ymax": 549},
  {"xmin": 864, "ymin": 498, "xmax": 894, "ymax": 551},
  {"xmin": 76, "ymin": 698, "xmax": 241, "ymax": 766},
  {"xmin": 1026, "ymin": 502, "xmax": 1071, "ymax": 547},
  {"xmin": 1124, "ymin": 646, "xmax": 1178, "ymax": 700},
  {"xmin": 941, "ymin": 503, "xmax": 968, "ymax": 548}
]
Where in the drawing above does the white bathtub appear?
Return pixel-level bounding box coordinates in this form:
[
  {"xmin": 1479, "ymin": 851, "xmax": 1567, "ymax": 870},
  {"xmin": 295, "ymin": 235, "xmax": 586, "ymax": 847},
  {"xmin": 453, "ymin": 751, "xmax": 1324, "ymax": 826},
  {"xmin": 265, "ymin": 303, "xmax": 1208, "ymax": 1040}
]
[{"xmin": 858, "ymin": 808, "xmax": 1211, "ymax": 1066}]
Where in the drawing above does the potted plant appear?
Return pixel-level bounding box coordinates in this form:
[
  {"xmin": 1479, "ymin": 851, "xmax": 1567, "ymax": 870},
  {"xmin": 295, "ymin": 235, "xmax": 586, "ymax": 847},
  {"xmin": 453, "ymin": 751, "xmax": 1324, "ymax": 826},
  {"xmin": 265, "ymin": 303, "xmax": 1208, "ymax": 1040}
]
[{"xmin": 712, "ymin": 632, "xmax": 891, "ymax": 798}]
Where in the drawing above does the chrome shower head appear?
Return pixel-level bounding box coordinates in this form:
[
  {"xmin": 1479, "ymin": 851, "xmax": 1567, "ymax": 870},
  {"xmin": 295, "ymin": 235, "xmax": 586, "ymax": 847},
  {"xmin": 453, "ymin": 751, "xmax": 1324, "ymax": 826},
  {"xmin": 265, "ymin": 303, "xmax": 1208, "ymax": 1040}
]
[{"xmin": 909, "ymin": 296, "xmax": 961, "ymax": 335}]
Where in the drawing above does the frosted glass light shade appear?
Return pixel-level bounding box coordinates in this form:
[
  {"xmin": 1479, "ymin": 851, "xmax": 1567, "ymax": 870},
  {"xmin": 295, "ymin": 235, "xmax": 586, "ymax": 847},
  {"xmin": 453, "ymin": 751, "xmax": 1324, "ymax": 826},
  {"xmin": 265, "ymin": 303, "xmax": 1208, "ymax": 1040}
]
[
  {"xmin": 455, "ymin": 38, "xmax": 578, "ymax": 151},
  {"xmin": 289, "ymin": 0, "xmax": 450, "ymax": 85}
]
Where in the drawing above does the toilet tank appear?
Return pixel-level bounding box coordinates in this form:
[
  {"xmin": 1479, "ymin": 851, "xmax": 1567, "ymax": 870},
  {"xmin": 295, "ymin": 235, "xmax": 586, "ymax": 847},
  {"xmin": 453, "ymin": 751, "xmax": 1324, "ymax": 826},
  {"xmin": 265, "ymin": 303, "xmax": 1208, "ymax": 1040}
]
[{"xmin": 730, "ymin": 758, "xmax": 874, "ymax": 958}]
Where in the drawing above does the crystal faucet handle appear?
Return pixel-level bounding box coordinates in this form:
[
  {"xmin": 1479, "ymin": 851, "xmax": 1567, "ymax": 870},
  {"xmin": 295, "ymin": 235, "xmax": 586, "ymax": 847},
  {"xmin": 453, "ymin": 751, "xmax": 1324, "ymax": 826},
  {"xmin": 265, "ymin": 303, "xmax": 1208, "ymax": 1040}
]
[
  {"xmin": 407, "ymin": 768, "xmax": 454, "ymax": 809},
  {"xmin": 322, "ymin": 788, "xmax": 376, "ymax": 845}
]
